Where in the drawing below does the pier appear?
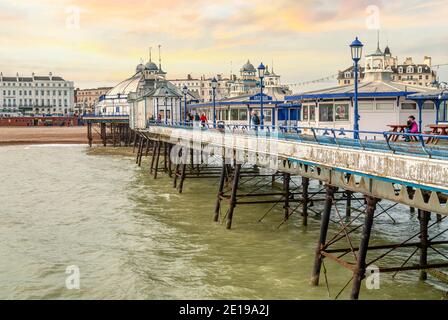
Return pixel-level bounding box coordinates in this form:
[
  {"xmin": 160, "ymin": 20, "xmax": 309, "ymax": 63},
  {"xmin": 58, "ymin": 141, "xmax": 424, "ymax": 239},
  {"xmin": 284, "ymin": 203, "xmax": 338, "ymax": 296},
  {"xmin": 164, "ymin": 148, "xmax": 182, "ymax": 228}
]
[{"xmin": 87, "ymin": 121, "xmax": 448, "ymax": 299}]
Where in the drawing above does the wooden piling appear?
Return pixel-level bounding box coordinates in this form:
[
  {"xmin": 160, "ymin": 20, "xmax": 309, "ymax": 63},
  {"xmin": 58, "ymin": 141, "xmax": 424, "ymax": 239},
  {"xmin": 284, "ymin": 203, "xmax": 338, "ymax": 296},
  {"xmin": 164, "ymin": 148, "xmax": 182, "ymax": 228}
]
[{"xmin": 418, "ymin": 210, "xmax": 431, "ymax": 280}]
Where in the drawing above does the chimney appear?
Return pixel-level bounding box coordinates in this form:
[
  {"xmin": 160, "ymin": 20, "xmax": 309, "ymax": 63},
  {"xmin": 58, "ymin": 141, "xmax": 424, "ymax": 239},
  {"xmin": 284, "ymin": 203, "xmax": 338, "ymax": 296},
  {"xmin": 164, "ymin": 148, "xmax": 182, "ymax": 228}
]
[
  {"xmin": 404, "ymin": 57, "xmax": 413, "ymax": 65},
  {"xmin": 423, "ymin": 56, "xmax": 432, "ymax": 67},
  {"xmin": 16, "ymin": 72, "xmax": 19, "ymax": 81},
  {"xmin": 0, "ymin": 72, "xmax": 2, "ymax": 81}
]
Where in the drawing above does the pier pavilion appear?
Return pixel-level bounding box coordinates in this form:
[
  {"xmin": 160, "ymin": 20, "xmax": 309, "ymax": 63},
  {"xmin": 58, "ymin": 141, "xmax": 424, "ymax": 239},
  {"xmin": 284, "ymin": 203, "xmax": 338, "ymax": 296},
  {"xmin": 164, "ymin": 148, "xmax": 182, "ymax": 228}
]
[
  {"xmin": 188, "ymin": 92, "xmax": 300, "ymax": 127},
  {"xmin": 285, "ymin": 40, "xmax": 442, "ymax": 134}
]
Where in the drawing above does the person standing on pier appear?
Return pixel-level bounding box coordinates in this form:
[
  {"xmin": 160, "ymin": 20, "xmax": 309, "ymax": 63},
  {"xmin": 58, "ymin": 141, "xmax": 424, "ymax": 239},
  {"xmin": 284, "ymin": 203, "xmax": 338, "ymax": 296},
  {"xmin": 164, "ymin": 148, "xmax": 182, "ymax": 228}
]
[
  {"xmin": 200, "ymin": 113, "xmax": 207, "ymax": 127},
  {"xmin": 251, "ymin": 110, "xmax": 260, "ymax": 131}
]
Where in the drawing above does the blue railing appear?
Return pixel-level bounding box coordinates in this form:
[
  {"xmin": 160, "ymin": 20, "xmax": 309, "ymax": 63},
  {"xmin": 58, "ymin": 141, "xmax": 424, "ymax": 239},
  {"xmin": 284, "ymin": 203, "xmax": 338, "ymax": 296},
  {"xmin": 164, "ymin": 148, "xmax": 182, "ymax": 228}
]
[{"xmin": 146, "ymin": 121, "xmax": 448, "ymax": 160}]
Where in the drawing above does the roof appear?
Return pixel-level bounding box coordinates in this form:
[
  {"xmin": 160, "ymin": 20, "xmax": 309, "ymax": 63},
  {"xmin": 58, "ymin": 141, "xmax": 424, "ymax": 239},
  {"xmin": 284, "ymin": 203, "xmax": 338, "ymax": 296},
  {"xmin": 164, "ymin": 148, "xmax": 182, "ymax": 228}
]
[
  {"xmin": 408, "ymin": 90, "xmax": 448, "ymax": 101},
  {"xmin": 189, "ymin": 92, "xmax": 285, "ymax": 108},
  {"xmin": 1, "ymin": 76, "xmax": 65, "ymax": 82},
  {"xmin": 240, "ymin": 60, "xmax": 256, "ymax": 72},
  {"xmin": 107, "ymin": 73, "xmax": 141, "ymax": 96},
  {"xmin": 286, "ymin": 80, "xmax": 440, "ymax": 100}
]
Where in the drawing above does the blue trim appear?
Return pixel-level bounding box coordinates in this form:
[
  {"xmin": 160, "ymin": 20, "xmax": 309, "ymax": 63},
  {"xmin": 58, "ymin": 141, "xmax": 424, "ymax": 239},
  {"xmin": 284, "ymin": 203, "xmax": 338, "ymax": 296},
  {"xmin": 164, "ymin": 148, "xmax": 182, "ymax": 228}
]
[
  {"xmin": 287, "ymin": 158, "xmax": 448, "ymax": 193},
  {"xmin": 285, "ymin": 91, "xmax": 416, "ymax": 101},
  {"xmin": 189, "ymin": 100, "xmax": 284, "ymax": 108}
]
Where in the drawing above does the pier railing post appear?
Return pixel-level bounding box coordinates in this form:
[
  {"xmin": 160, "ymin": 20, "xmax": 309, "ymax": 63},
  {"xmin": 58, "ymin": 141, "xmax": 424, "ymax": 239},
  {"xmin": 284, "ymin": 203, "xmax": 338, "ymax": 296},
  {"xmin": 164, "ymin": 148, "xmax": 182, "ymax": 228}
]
[
  {"xmin": 311, "ymin": 184, "xmax": 336, "ymax": 286},
  {"xmin": 350, "ymin": 196, "xmax": 378, "ymax": 300},
  {"xmin": 226, "ymin": 164, "xmax": 242, "ymax": 230}
]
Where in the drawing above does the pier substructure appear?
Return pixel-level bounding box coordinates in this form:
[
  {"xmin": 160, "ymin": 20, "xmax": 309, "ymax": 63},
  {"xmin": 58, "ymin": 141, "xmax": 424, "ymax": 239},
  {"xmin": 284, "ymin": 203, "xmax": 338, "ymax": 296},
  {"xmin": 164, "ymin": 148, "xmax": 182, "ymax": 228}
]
[{"xmin": 310, "ymin": 184, "xmax": 448, "ymax": 299}]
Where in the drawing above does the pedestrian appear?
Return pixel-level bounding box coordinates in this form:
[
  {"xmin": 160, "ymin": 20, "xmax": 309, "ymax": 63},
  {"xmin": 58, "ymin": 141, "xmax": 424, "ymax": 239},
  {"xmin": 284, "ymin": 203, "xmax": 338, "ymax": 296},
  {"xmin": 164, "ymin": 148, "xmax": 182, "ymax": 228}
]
[
  {"xmin": 200, "ymin": 113, "xmax": 207, "ymax": 127},
  {"xmin": 404, "ymin": 115, "xmax": 419, "ymax": 142},
  {"xmin": 251, "ymin": 110, "xmax": 260, "ymax": 130}
]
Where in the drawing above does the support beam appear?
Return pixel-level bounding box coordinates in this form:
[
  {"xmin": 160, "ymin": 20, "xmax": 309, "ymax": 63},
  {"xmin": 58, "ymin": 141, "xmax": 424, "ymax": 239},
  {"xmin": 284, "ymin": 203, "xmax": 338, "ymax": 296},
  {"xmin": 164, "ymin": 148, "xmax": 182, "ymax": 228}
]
[
  {"xmin": 311, "ymin": 185, "xmax": 336, "ymax": 286},
  {"xmin": 226, "ymin": 164, "xmax": 242, "ymax": 230},
  {"xmin": 418, "ymin": 210, "xmax": 431, "ymax": 280},
  {"xmin": 350, "ymin": 196, "xmax": 379, "ymax": 300},
  {"xmin": 214, "ymin": 158, "xmax": 227, "ymax": 222},
  {"xmin": 302, "ymin": 177, "xmax": 309, "ymax": 226}
]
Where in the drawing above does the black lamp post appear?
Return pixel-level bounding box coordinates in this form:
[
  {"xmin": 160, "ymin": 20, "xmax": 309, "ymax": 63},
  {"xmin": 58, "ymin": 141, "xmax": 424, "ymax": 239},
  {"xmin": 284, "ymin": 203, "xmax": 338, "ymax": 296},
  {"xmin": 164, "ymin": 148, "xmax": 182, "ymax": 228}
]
[
  {"xmin": 182, "ymin": 85, "xmax": 188, "ymax": 124},
  {"xmin": 211, "ymin": 77, "xmax": 217, "ymax": 128},
  {"xmin": 258, "ymin": 63, "xmax": 266, "ymax": 129},
  {"xmin": 350, "ymin": 37, "xmax": 363, "ymax": 139}
]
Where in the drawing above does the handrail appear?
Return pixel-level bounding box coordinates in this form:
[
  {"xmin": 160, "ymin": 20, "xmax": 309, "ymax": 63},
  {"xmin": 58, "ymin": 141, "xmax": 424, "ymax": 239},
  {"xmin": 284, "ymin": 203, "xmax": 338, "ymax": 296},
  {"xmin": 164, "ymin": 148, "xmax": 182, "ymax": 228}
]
[{"xmin": 145, "ymin": 121, "xmax": 448, "ymax": 160}]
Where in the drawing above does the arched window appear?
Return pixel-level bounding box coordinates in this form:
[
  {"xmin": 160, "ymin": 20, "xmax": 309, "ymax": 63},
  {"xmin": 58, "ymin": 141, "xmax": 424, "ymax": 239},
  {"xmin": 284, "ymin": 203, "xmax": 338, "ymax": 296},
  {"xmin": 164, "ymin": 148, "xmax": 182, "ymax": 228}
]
[
  {"xmin": 406, "ymin": 66, "xmax": 414, "ymax": 74},
  {"xmin": 418, "ymin": 66, "xmax": 423, "ymax": 73},
  {"xmin": 398, "ymin": 67, "xmax": 403, "ymax": 74}
]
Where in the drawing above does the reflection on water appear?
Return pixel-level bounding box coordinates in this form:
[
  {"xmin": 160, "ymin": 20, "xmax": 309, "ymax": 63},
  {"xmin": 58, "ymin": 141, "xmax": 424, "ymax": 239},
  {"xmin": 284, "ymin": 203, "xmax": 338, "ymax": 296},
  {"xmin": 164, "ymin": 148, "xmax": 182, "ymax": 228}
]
[{"xmin": 0, "ymin": 144, "xmax": 446, "ymax": 299}]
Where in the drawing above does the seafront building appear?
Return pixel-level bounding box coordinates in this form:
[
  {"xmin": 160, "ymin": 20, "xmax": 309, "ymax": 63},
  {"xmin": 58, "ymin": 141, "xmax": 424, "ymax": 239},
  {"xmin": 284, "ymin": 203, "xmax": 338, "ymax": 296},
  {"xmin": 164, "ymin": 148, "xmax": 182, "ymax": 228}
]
[
  {"xmin": 0, "ymin": 72, "xmax": 75, "ymax": 116},
  {"xmin": 75, "ymin": 87, "xmax": 112, "ymax": 115},
  {"xmin": 337, "ymin": 43, "xmax": 437, "ymax": 86}
]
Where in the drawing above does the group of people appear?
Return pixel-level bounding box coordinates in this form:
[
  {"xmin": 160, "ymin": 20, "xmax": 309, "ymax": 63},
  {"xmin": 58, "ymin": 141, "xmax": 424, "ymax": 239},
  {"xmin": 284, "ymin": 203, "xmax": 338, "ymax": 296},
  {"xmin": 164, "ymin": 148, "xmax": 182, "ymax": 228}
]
[{"xmin": 185, "ymin": 112, "xmax": 208, "ymax": 126}]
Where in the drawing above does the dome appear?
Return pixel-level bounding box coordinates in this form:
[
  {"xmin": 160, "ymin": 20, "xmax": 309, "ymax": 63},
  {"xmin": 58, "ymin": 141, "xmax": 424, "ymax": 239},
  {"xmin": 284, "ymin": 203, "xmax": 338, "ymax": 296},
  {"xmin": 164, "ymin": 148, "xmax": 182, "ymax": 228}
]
[
  {"xmin": 384, "ymin": 46, "xmax": 391, "ymax": 55},
  {"xmin": 136, "ymin": 63, "xmax": 145, "ymax": 73},
  {"xmin": 240, "ymin": 60, "xmax": 256, "ymax": 72},
  {"xmin": 145, "ymin": 61, "xmax": 159, "ymax": 71}
]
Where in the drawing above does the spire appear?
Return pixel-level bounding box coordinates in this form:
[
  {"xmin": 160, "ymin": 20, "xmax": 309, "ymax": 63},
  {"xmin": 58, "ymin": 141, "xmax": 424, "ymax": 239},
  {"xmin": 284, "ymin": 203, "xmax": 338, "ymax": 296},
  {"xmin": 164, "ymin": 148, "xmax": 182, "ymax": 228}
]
[
  {"xmin": 148, "ymin": 47, "xmax": 152, "ymax": 62},
  {"xmin": 377, "ymin": 29, "xmax": 380, "ymax": 51},
  {"xmin": 158, "ymin": 45, "xmax": 162, "ymax": 70}
]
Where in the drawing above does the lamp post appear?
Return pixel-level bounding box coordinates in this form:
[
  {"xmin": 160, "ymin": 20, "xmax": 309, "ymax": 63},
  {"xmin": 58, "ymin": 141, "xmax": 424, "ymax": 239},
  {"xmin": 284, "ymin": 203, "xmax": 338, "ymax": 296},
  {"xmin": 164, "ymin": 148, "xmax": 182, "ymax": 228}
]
[
  {"xmin": 258, "ymin": 63, "xmax": 266, "ymax": 129},
  {"xmin": 163, "ymin": 88, "xmax": 169, "ymax": 124},
  {"xmin": 438, "ymin": 88, "xmax": 447, "ymax": 123},
  {"xmin": 350, "ymin": 37, "xmax": 363, "ymax": 139},
  {"xmin": 211, "ymin": 77, "xmax": 217, "ymax": 128},
  {"xmin": 182, "ymin": 85, "xmax": 188, "ymax": 124}
]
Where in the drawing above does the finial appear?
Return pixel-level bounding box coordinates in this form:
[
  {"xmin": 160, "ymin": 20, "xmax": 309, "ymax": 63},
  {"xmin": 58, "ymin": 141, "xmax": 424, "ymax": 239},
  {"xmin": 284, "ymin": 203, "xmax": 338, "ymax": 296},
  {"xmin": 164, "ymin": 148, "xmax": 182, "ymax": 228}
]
[
  {"xmin": 149, "ymin": 47, "xmax": 152, "ymax": 62},
  {"xmin": 158, "ymin": 45, "xmax": 162, "ymax": 70}
]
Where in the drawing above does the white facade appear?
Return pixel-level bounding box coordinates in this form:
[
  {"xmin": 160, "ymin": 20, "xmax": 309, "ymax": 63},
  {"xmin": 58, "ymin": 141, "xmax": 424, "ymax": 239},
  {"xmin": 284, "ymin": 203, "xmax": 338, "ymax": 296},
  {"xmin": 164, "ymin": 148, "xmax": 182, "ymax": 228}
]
[{"xmin": 0, "ymin": 72, "xmax": 75, "ymax": 115}]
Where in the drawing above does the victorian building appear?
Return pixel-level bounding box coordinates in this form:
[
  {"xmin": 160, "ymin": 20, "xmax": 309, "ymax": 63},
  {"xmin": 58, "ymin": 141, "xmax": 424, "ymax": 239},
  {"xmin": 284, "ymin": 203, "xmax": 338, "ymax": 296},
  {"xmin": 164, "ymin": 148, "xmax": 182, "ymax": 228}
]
[
  {"xmin": 0, "ymin": 72, "xmax": 75, "ymax": 116},
  {"xmin": 75, "ymin": 87, "xmax": 112, "ymax": 115},
  {"xmin": 338, "ymin": 43, "xmax": 437, "ymax": 87}
]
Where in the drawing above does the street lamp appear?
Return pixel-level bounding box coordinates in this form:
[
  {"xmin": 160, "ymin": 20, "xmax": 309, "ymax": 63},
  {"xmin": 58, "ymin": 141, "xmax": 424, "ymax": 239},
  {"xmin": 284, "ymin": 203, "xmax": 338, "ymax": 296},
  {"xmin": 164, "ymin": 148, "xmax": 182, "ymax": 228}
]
[
  {"xmin": 350, "ymin": 37, "xmax": 363, "ymax": 139},
  {"xmin": 438, "ymin": 88, "xmax": 447, "ymax": 124},
  {"xmin": 211, "ymin": 77, "xmax": 218, "ymax": 128},
  {"xmin": 182, "ymin": 85, "xmax": 188, "ymax": 124},
  {"xmin": 258, "ymin": 63, "xmax": 266, "ymax": 129}
]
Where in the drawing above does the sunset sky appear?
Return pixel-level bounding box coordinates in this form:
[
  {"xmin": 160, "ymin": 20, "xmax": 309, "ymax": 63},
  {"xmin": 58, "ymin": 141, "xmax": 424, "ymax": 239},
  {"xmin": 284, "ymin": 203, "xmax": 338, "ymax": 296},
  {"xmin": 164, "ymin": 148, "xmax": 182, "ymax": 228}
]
[{"xmin": 0, "ymin": 0, "xmax": 447, "ymax": 90}]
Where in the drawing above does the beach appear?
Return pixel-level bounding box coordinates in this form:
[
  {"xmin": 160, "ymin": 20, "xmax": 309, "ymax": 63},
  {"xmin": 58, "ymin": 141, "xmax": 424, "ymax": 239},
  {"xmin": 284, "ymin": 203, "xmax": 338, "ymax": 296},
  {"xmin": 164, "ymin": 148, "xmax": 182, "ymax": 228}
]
[{"xmin": 0, "ymin": 126, "xmax": 98, "ymax": 145}]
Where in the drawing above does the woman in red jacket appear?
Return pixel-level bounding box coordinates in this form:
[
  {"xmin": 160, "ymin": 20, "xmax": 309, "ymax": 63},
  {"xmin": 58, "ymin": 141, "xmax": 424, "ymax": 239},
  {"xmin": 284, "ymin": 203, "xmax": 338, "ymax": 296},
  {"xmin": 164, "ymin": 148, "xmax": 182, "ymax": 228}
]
[{"xmin": 200, "ymin": 113, "xmax": 207, "ymax": 127}]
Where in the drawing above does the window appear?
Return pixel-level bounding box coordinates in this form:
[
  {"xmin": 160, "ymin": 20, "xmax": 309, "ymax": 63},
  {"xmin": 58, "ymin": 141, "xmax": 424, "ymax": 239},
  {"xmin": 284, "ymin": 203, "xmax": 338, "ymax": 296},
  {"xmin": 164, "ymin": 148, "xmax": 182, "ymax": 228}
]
[
  {"xmin": 376, "ymin": 102, "xmax": 394, "ymax": 110},
  {"xmin": 319, "ymin": 104, "xmax": 333, "ymax": 122},
  {"xmin": 345, "ymin": 72, "xmax": 351, "ymax": 78},
  {"xmin": 302, "ymin": 106, "xmax": 309, "ymax": 121},
  {"xmin": 418, "ymin": 67, "xmax": 423, "ymax": 73},
  {"xmin": 398, "ymin": 67, "xmax": 403, "ymax": 73},
  {"xmin": 264, "ymin": 109, "xmax": 272, "ymax": 122},
  {"xmin": 238, "ymin": 109, "xmax": 247, "ymax": 121},
  {"xmin": 406, "ymin": 66, "xmax": 414, "ymax": 74},
  {"xmin": 423, "ymin": 102, "xmax": 434, "ymax": 110},
  {"xmin": 230, "ymin": 109, "xmax": 239, "ymax": 120},
  {"xmin": 401, "ymin": 103, "xmax": 417, "ymax": 110},
  {"xmin": 309, "ymin": 105, "xmax": 316, "ymax": 121},
  {"xmin": 335, "ymin": 103, "xmax": 349, "ymax": 121}
]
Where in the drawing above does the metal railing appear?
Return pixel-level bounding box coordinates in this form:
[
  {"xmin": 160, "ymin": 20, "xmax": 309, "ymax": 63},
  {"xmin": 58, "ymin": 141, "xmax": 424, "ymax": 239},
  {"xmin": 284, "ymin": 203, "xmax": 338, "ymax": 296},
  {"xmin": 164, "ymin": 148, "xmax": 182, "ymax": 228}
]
[{"xmin": 145, "ymin": 121, "xmax": 448, "ymax": 160}]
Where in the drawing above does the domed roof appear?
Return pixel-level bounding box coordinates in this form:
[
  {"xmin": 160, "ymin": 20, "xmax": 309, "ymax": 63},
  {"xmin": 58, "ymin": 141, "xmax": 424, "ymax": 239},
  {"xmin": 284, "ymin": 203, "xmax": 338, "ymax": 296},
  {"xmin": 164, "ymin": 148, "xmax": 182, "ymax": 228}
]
[
  {"xmin": 136, "ymin": 63, "xmax": 145, "ymax": 73},
  {"xmin": 241, "ymin": 60, "xmax": 256, "ymax": 72},
  {"xmin": 384, "ymin": 46, "xmax": 391, "ymax": 55},
  {"xmin": 145, "ymin": 61, "xmax": 159, "ymax": 71}
]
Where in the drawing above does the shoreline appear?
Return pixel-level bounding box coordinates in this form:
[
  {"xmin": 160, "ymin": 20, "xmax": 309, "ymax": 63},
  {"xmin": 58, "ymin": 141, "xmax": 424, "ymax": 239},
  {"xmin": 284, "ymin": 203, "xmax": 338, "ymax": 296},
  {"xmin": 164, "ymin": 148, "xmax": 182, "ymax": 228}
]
[{"xmin": 0, "ymin": 126, "xmax": 99, "ymax": 146}]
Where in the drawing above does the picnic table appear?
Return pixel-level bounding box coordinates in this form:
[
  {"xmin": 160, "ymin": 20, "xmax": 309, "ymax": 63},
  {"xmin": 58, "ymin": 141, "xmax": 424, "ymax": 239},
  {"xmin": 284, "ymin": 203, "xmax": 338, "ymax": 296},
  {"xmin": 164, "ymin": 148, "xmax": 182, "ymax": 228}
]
[
  {"xmin": 387, "ymin": 124, "xmax": 408, "ymax": 142},
  {"xmin": 426, "ymin": 124, "xmax": 448, "ymax": 144}
]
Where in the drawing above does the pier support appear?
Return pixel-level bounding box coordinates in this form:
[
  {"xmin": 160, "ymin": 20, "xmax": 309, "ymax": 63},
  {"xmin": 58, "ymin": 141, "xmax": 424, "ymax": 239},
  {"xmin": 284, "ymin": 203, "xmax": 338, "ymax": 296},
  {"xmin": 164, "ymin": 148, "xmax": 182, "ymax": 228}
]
[
  {"xmin": 226, "ymin": 164, "xmax": 242, "ymax": 230},
  {"xmin": 283, "ymin": 173, "xmax": 291, "ymax": 220},
  {"xmin": 311, "ymin": 185, "xmax": 336, "ymax": 286},
  {"xmin": 302, "ymin": 177, "xmax": 309, "ymax": 226},
  {"xmin": 87, "ymin": 122, "xmax": 93, "ymax": 147},
  {"xmin": 214, "ymin": 158, "xmax": 227, "ymax": 222},
  {"xmin": 350, "ymin": 196, "xmax": 378, "ymax": 300},
  {"xmin": 418, "ymin": 210, "xmax": 431, "ymax": 281}
]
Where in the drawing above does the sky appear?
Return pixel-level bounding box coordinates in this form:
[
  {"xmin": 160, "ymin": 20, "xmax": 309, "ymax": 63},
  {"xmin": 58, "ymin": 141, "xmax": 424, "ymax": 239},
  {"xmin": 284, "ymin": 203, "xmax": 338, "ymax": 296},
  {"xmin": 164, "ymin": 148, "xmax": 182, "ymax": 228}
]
[{"xmin": 0, "ymin": 0, "xmax": 447, "ymax": 91}]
